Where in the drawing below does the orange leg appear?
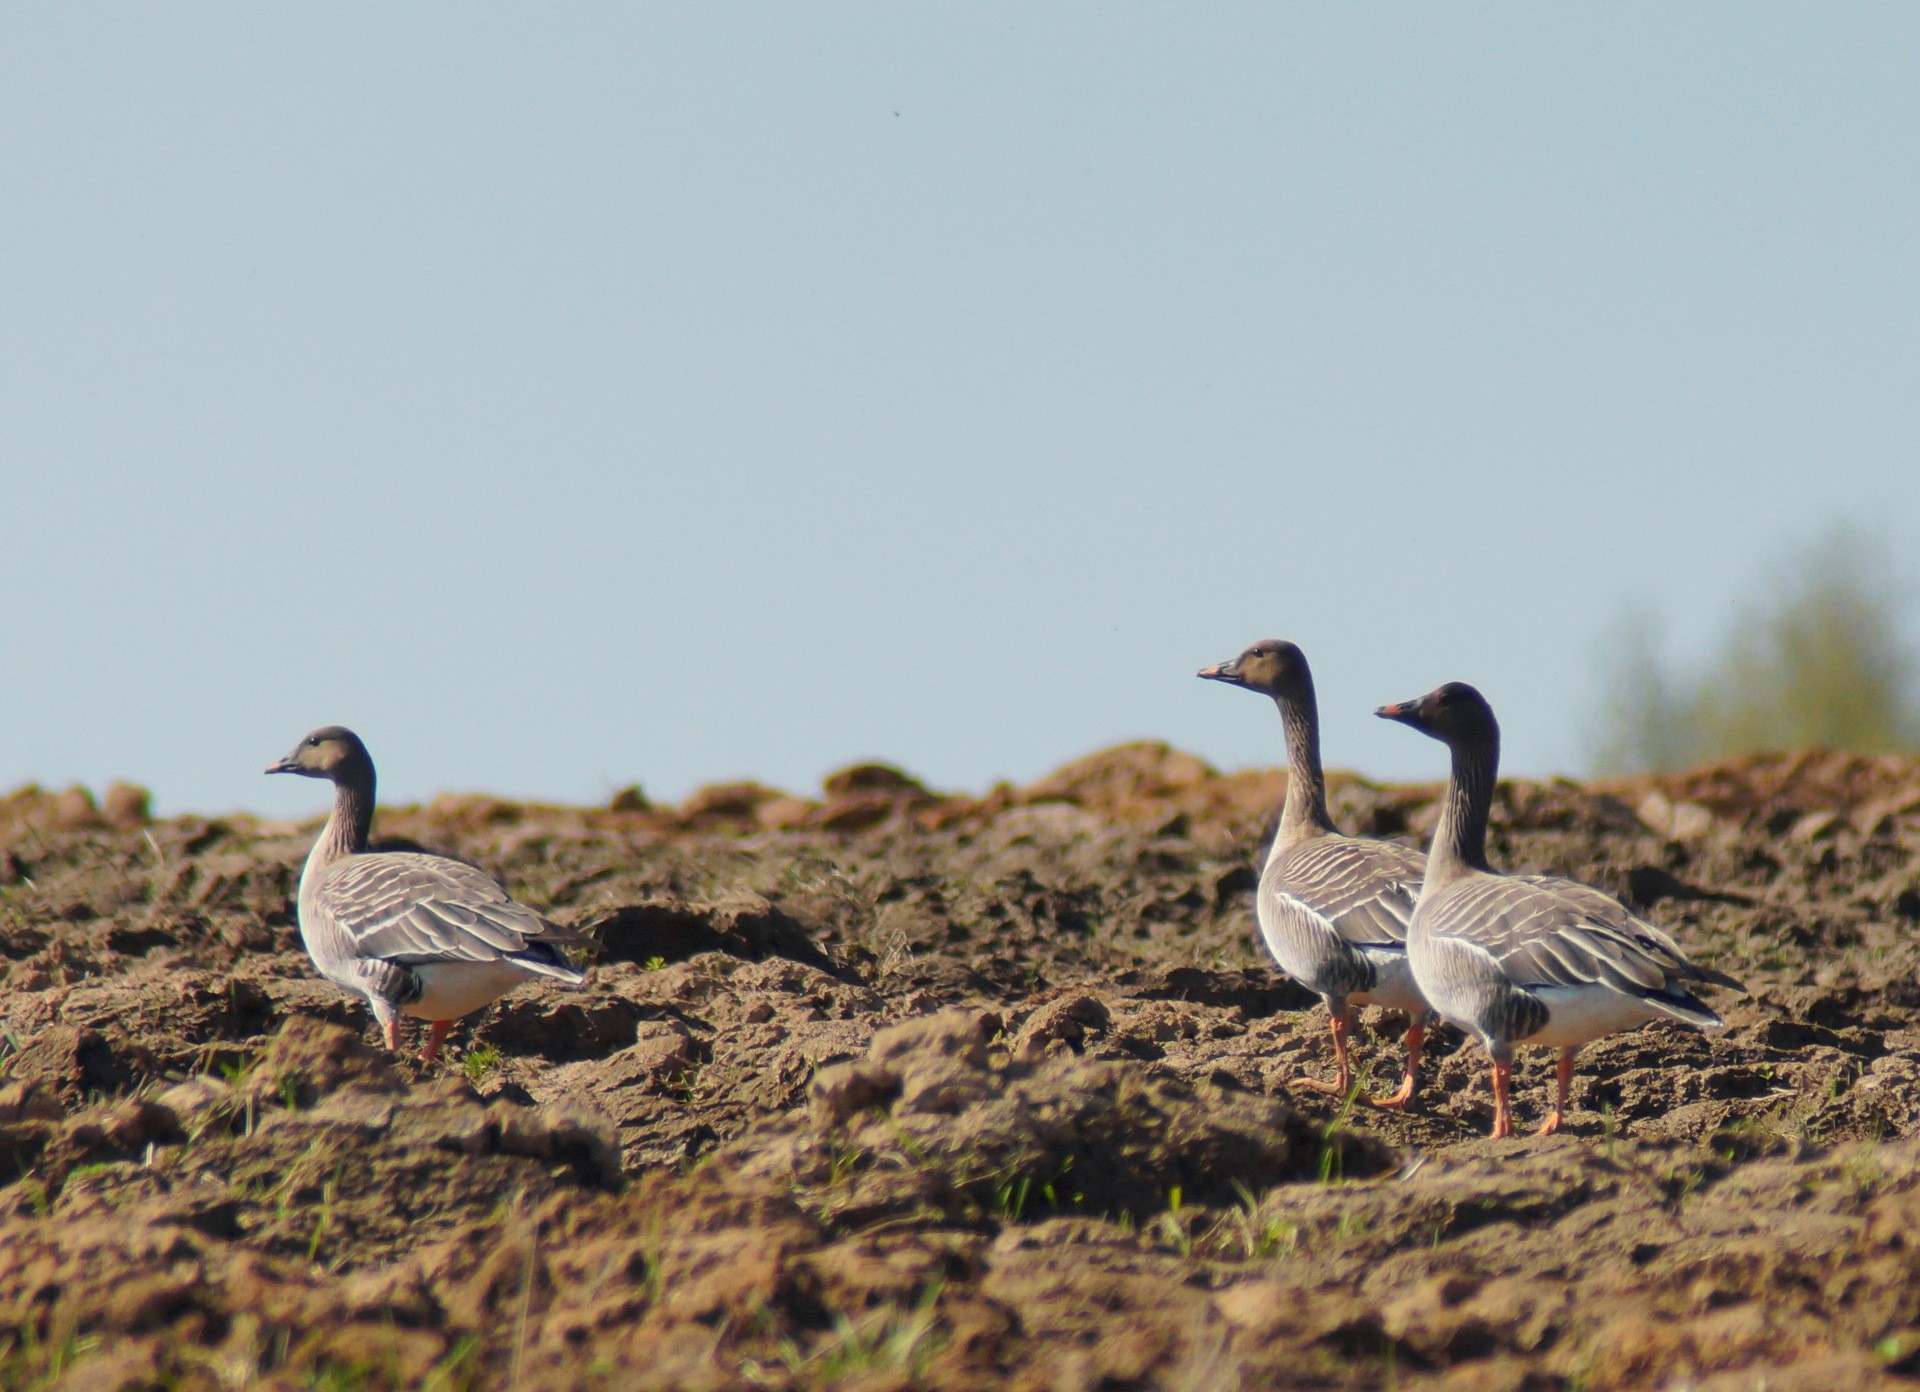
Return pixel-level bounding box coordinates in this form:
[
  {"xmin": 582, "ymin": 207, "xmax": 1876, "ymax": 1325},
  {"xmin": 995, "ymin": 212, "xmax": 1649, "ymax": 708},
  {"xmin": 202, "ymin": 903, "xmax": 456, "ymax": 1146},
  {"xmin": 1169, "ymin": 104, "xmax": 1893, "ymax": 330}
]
[
  {"xmin": 1536, "ymin": 1050, "xmax": 1575, "ymax": 1136},
  {"xmin": 1371, "ymin": 1020, "xmax": 1425, "ymax": 1109},
  {"xmin": 382, "ymin": 1017, "xmax": 403, "ymax": 1052},
  {"xmin": 1291, "ymin": 1008, "xmax": 1355, "ymax": 1097},
  {"xmin": 420, "ymin": 1020, "xmax": 454, "ymax": 1064},
  {"xmin": 1489, "ymin": 1057, "xmax": 1515, "ymax": 1139}
]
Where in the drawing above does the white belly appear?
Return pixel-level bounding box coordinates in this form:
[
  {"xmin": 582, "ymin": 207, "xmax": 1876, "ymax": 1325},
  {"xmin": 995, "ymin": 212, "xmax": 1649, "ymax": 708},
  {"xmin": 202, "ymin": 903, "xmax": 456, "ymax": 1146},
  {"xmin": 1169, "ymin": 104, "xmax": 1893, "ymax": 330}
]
[
  {"xmin": 1352, "ymin": 948, "xmax": 1427, "ymax": 1015},
  {"xmin": 406, "ymin": 960, "xmax": 535, "ymax": 1021},
  {"xmin": 1523, "ymin": 986, "xmax": 1667, "ymax": 1050}
]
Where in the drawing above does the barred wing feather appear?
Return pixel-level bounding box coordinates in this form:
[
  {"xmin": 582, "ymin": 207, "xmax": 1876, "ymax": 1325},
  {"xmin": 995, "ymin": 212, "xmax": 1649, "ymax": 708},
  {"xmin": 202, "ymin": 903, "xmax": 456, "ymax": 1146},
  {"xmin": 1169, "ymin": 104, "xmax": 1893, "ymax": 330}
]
[
  {"xmin": 316, "ymin": 852, "xmax": 586, "ymax": 976},
  {"xmin": 1422, "ymin": 875, "xmax": 1738, "ymax": 998},
  {"xmin": 1271, "ymin": 836, "xmax": 1424, "ymax": 948}
]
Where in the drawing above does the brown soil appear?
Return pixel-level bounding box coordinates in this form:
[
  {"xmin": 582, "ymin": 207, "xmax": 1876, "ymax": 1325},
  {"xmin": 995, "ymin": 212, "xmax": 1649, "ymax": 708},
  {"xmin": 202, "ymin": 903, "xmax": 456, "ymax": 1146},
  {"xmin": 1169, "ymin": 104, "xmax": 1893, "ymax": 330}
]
[{"xmin": 3, "ymin": 744, "xmax": 1920, "ymax": 1390}]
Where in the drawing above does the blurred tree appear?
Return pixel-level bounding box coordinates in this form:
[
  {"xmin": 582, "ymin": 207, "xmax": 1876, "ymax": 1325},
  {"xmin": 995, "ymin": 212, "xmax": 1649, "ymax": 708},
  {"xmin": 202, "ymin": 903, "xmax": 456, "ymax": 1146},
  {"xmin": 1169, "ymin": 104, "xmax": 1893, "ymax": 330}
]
[
  {"xmin": 1591, "ymin": 527, "xmax": 1918, "ymax": 773},
  {"xmin": 1592, "ymin": 607, "xmax": 1703, "ymax": 774}
]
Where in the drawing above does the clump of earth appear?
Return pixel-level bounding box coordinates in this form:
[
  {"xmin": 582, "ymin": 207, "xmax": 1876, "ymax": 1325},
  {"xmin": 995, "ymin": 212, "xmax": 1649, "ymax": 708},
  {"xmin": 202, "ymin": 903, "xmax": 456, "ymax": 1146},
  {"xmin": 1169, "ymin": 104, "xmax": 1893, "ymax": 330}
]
[{"xmin": 2, "ymin": 743, "xmax": 1920, "ymax": 1389}]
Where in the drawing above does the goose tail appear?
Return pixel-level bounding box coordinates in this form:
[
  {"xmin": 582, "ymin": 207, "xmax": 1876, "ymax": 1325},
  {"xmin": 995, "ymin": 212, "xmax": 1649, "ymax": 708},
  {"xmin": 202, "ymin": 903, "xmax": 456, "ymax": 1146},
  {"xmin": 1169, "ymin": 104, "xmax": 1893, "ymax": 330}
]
[{"xmin": 1644, "ymin": 986, "xmax": 1723, "ymax": 1032}]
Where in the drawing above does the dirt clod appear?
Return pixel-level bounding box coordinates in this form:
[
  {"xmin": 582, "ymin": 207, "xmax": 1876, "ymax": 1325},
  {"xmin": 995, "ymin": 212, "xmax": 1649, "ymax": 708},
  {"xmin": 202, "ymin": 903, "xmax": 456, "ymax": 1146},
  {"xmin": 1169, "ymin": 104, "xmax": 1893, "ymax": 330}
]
[{"xmin": 1, "ymin": 746, "xmax": 1919, "ymax": 1388}]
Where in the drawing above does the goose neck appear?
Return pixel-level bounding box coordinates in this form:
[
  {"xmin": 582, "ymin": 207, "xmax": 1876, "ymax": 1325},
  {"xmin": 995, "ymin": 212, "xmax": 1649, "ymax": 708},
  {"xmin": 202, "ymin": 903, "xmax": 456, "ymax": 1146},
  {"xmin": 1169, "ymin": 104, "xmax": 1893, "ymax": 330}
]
[
  {"xmin": 1274, "ymin": 688, "xmax": 1336, "ymax": 843},
  {"xmin": 304, "ymin": 772, "xmax": 374, "ymax": 885},
  {"xmin": 1426, "ymin": 735, "xmax": 1496, "ymax": 885}
]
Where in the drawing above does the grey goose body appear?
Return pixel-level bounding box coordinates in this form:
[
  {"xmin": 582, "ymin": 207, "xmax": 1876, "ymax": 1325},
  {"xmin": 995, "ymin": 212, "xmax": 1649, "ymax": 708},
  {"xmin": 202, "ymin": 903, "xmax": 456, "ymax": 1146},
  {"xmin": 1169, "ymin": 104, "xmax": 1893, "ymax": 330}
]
[
  {"xmin": 1258, "ymin": 834, "xmax": 1426, "ymax": 1012},
  {"xmin": 1201, "ymin": 640, "xmax": 1434, "ymax": 1106},
  {"xmin": 269, "ymin": 726, "xmax": 587, "ymax": 1061},
  {"xmin": 1377, "ymin": 683, "xmax": 1742, "ymax": 1137}
]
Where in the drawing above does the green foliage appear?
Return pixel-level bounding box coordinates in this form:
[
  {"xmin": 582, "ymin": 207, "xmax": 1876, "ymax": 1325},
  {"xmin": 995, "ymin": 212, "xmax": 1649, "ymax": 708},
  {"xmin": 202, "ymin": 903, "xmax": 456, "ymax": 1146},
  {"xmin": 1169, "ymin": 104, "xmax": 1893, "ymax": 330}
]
[
  {"xmin": 306, "ymin": 1359, "xmax": 380, "ymax": 1391},
  {"xmin": 0, "ymin": 1328, "xmax": 98, "ymax": 1390},
  {"xmin": 1592, "ymin": 608, "xmax": 1702, "ymax": 774},
  {"xmin": 1155, "ymin": 1185, "xmax": 1196, "ymax": 1256},
  {"xmin": 459, "ymin": 1046, "xmax": 502, "ymax": 1085},
  {"xmin": 1220, "ymin": 1182, "xmax": 1297, "ymax": 1260},
  {"xmin": 421, "ymin": 1336, "xmax": 483, "ymax": 1392},
  {"xmin": 1592, "ymin": 527, "xmax": 1918, "ymax": 772},
  {"xmin": 775, "ymin": 1285, "xmax": 945, "ymax": 1382},
  {"xmin": 306, "ymin": 1174, "xmax": 339, "ymax": 1263},
  {"xmin": 825, "ymin": 1139, "xmax": 866, "ymax": 1189}
]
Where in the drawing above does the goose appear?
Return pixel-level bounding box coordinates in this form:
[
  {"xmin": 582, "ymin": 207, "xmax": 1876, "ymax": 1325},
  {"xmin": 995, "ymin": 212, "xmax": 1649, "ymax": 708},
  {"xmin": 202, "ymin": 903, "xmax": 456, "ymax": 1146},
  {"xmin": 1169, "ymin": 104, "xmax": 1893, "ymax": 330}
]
[
  {"xmin": 1375, "ymin": 683, "xmax": 1743, "ymax": 1137},
  {"xmin": 1200, "ymin": 641, "xmax": 1433, "ymax": 1106},
  {"xmin": 266, "ymin": 726, "xmax": 588, "ymax": 1061}
]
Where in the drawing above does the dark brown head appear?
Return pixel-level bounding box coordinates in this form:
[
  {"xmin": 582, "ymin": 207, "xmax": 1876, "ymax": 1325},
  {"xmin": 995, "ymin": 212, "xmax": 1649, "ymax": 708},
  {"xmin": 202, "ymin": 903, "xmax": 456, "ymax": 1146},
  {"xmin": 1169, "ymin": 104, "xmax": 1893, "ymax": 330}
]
[
  {"xmin": 265, "ymin": 726, "xmax": 374, "ymax": 784},
  {"xmin": 1197, "ymin": 640, "xmax": 1313, "ymax": 698},
  {"xmin": 1374, "ymin": 682, "xmax": 1499, "ymax": 749}
]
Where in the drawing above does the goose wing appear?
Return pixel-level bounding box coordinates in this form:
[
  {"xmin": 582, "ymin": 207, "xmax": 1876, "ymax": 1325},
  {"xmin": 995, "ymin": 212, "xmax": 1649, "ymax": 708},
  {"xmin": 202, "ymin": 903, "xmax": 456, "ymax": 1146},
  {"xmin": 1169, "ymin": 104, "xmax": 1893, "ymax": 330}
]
[
  {"xmin": 1270, "ymin": 835, "xmax": 1424, "ymax": 948},
  {"xmin": 1421, "ymin": 873, "xmax": 1742, "ymax": 998},
  {"xmin": 316, "ymin": 852, "xmax": 588, "ymax": 973}
]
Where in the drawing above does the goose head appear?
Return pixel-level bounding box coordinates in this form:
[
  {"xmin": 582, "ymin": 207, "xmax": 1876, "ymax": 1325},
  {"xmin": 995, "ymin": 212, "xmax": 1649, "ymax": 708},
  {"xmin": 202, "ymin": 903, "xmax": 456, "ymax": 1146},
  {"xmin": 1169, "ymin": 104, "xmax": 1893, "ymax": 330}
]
[
  {"xmin": 266, "ymin": 726, "xmax": 374, "ymax": 783},
  {"xmin": 1197, "ymin": 639, "xmax": 1313, "ymax": 698},
  {"xmin": 1374, "ymin": 682, "xmax": 1499, "ymax": 749}
]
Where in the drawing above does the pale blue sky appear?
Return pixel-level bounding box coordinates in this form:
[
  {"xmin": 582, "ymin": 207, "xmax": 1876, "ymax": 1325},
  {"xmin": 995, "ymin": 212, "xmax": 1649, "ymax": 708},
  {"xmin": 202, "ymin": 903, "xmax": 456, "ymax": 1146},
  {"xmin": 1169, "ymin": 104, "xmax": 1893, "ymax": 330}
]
[{"xmin": 3, "ymin": 7, "xmax": 1917, "ymax": 815}]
